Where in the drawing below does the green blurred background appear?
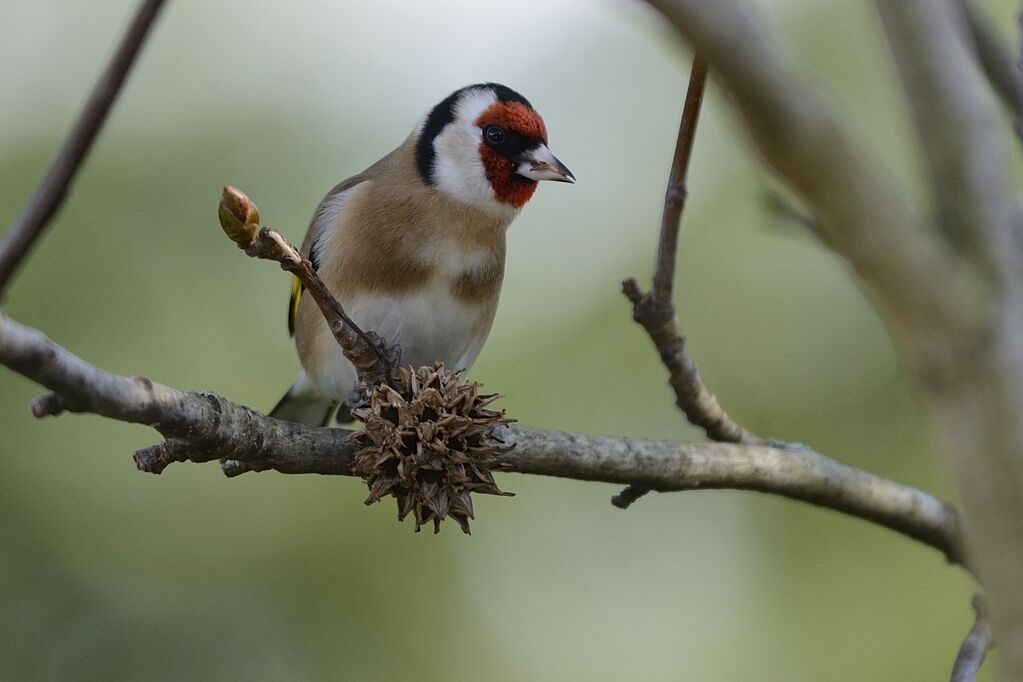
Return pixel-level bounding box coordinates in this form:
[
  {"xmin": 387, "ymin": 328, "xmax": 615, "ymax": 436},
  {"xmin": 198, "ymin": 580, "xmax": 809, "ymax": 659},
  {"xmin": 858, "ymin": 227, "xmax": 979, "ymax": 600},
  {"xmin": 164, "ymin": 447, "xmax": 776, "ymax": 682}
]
[{"xmin": 1, "ymin": 0, "xmax": 1014, "ymax": 679}]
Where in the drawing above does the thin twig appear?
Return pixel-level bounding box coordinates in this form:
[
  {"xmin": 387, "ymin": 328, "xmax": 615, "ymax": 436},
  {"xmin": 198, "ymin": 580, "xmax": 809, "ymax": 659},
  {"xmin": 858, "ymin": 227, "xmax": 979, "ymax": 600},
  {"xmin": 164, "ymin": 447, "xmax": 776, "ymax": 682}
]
[
  {"xmin": 652, "ymin": 57, "xmax": 708, "ymax": 305},
  {"xmin": 218, "ymin": 186, "xmax": 397, "ymax": 388},
  {"xmin": 622, "ymin": 279, "xmax": 760, "ymax": 447},
  {"xmin": 0, "ymin": 312, "xmax": 968, "ymax": 569},
  {"xmin": 617, "ymin": 56, "xmax": 769, "ymax": 507},
  {"xmin": 951, "ymin": 596, "xmax": 993, "ymax": 682},
  {"xmin": 628, "ymin": 57, "xmax": 748, "ymax": 442},
  {"xmin": 0, "ymin": 0, "xmax": 168, "ymax": 298}
]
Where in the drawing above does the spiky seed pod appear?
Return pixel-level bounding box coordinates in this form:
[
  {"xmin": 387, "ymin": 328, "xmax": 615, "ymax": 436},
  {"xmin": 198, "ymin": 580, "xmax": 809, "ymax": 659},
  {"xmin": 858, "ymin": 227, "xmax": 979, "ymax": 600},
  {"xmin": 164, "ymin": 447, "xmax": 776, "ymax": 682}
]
[{"xmin": 350, "ymin": 363, "xmax": 514, "ymax": 533}]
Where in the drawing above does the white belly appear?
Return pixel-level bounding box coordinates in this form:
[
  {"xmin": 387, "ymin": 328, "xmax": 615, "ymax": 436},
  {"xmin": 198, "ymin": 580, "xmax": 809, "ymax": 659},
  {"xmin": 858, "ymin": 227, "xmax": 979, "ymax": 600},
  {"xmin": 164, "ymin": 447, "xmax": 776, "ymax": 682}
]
[{"xmin": 308, "ymin": 282, "xmax": 493, "ymax": 401}]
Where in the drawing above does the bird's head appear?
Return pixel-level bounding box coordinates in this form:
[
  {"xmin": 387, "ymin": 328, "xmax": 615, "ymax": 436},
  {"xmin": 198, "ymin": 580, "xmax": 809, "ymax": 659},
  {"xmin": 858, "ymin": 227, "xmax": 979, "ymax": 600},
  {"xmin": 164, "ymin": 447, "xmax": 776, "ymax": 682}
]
[{"xmin": 415, "ymin": 83, "xmax": 574, "ymax": 216}]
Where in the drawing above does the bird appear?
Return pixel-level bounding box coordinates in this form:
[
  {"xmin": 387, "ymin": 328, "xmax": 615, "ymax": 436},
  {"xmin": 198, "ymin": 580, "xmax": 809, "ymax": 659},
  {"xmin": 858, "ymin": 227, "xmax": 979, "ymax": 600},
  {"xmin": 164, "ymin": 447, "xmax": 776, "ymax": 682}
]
[{"xmin": 270, "ymin": 82, "xmax": 574, "ymax": 425}]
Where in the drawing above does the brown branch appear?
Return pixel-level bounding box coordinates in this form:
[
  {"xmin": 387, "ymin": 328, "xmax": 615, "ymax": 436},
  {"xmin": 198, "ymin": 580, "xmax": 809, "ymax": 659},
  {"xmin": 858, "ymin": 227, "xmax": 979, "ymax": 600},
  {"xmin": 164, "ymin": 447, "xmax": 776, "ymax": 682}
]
[
  {"xmin": 0, "ymin": 312, "xmax": 968, "ymax": 567},
  {"xmin": 617, "ymin": 57, "xmax": 770, "ymax": 507},
  {"xmin": 624, "ymin": 57, "xmax": 753, "ymax": 444},
  {"xmin": 621, "ymin": 279, "xmax": 760, "ymax": 446},
  {"xmin": 652, "ymin": 57, "xmax": 708, "ymax": 305},
  {"xmin": 0, "ymin": 0, "xmax": 168, "ymax": 298},
  {"xmin": 217, "ymin": 186, "xmax": 397, "ymax": 388},
  {"xmin": 951, "ymin": 596, "xmax": 993, "ymax": 682}
]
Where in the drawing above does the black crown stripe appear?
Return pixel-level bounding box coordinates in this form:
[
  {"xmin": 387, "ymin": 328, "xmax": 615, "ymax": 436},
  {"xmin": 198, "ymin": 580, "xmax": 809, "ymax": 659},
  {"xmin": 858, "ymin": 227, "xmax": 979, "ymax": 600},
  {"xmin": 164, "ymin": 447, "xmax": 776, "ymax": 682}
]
[{"xmin": 414, "ymin": 83, "xmax": 532, "ymax": 185}]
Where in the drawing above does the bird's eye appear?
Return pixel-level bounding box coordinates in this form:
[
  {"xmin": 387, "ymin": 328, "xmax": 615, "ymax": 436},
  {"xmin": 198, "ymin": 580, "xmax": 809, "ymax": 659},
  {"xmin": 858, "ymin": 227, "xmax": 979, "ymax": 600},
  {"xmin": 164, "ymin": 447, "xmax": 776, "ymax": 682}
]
[{"xmin": 483, "ymin": 125, "xmax": 506, "ymax": 145}]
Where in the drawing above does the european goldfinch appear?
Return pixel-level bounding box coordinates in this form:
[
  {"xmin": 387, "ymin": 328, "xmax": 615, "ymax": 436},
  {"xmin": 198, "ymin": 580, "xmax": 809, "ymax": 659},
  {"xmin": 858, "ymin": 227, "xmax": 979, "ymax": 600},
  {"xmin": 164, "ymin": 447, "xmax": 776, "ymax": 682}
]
[{"xmin": 271, "ymin": 83, "xmax": 573, "ymax": 425}]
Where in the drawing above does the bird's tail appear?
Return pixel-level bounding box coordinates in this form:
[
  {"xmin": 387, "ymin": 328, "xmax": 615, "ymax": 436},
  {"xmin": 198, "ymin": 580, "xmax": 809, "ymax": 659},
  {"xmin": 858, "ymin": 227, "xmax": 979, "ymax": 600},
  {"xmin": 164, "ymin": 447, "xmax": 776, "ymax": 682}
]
[{"xmin": 269, "ymin": 372, "xmax": 340, "ymax": 426}]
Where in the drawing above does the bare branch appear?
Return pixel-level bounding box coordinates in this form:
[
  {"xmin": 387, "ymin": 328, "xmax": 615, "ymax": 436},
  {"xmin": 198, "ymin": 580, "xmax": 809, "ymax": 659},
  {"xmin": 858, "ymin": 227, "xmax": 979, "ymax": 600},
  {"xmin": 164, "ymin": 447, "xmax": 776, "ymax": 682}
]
[
  {"xmin": 618, "ymin": 57, "xmax": 767, "ymax": 507},
  {"xmin": 0, "ymin": 0, "xmax": 999, "ymax": 662},
  {"xmin": 0, "ymin": 0, "xmax": 168, "ymax": 298},
  {"xmin": 652, "ymin": 57, "xmax": 708, "ymax": 305},
  {"xmin": 877, "ymin": 2, "xmax": 1019, "ymax": 275},
  {"xmin": 642, "ymin": 0, "xmax": 988, "ymax": 354},
  {"xmin": 875, "ymin": 6, "xmax": 1023, "ymax": 674},
  {"xmin": 508, "ymin": 425, "xmax": 965, "ymax": 568},
  {"xmin": 639, "ymin": 2, "xmax": 1023, "ymax": 678},
  {"xmin": 1019, "ymin": 10, "xmax": 1023, "ymax": 127},
  {"xmin": 624, "ymin": 57, "xmax": 756, "ymax": 445},
  {"xmin": 951, "ymin": 596, "xmax": 993, "ymax": 682},
  {"xmin": 621, "ymin": 279, "xmax": 760, "ymax": 446},
  {"xmin": 0, "ymin": 313, "xmax": 342, "ymax": 470},
  {"xmin": 0, "ymin": 312, "xmax": 968, "ymax": 567},
  {"xmin": 959, "ymin": 0, "xmax": 1023, "ymax": 121},
  {"xmin": 218, "ymin": 186, "xmax": 396, "ymax": 387}
]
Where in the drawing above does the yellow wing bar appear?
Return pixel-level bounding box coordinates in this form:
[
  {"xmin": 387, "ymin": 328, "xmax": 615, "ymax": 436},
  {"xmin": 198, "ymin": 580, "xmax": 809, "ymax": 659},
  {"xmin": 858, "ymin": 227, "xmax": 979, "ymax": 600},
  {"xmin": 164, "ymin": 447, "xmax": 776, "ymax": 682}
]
[{"xmin": 288, "ymin": 276, "xmax": 302, "ymax": 337}]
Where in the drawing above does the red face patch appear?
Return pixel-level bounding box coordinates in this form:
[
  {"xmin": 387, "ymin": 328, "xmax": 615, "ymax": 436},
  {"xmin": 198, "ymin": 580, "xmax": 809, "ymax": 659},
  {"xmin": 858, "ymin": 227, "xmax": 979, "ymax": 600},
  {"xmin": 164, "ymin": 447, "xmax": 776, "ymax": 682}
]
[
  {"xmin": 478, "ymin": 146, "xmax": 537, "ymax": 208},
  {"xmin": 475, "ymin": 101, "xmax": 548, "ymax": 207},
  {"xmin": 475, "ymin": 101, "xmax": 548, "ymax": 143}
]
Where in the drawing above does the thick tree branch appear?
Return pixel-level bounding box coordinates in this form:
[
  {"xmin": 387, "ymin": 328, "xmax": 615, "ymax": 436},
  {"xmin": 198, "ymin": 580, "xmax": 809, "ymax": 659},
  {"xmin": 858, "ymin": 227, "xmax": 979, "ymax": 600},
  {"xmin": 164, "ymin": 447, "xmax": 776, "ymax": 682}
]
[
  {"xmin": 643, "ymin": 0, "xmax": 989, "ymax": 364},
  {"xmin": 877, "ymin": 4, "xmax": 1023, "ymax": 676},
  {"xmin": 0, "ymin": 0, "xmax": 167, "ymax": 298},
  {"xmin": 0, "ymin": 312, "xmax": 967, "ymax": 567},
  {"xmin": 877, "ymin": 2, "xmax": 1019, "ymax": 276},
  {"xmin": 642, "ymin": 1, "xmax": 1023, "ymax": 677},
  {"xmin": 960, "ymin": 0, "xmax": 1023, "ymax": 122}
]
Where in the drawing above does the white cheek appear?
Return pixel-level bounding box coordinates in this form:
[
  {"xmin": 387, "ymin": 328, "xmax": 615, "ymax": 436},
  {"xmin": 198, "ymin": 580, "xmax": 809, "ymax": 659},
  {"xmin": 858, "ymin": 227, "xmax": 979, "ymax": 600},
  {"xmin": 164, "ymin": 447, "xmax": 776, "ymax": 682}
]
[
  {"xmin": 432, "ymin": 126, "xmax": 494, "ymax": 207},
  {"xmin": 428, "ymin": 87, "xmax": 520, "ymax": 219}
]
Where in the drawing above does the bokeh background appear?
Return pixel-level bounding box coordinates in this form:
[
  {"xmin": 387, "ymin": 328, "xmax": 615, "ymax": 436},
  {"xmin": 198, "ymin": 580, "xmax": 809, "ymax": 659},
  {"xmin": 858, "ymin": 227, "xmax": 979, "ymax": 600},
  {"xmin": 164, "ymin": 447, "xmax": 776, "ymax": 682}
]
[{"xmin": 1, "ymin": 0, "xmax": 1016, "ymax": 679}]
